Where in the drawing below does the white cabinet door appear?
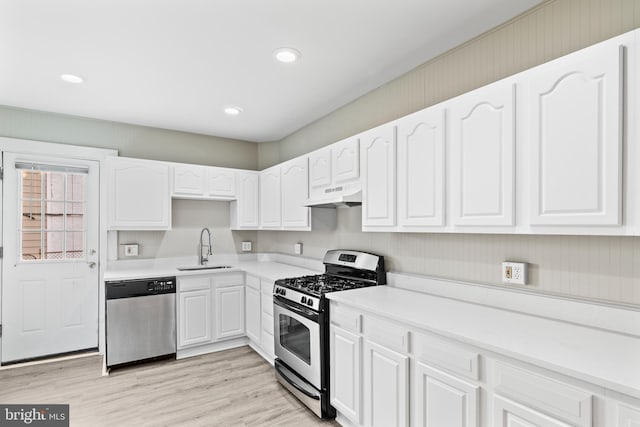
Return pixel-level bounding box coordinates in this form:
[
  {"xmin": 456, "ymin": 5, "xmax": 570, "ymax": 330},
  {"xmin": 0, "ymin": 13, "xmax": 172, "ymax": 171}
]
[
  {"xmin": 245, "ymin": 286, "xmax": 261, "ymax": 344},
  {"xmin": 363, "ymin": 340, "xmax": 409, "ymax": 427},
  {"xmin": 107, "ymin": 157, "xmax": 171, "ymax": 230},
  {"xmin": 450, "ymin": 82, "xmax": 515, "ymax": 226},
  {"xmin": 414, "ymin": 361, "xmax": 479, "ymax": 427},
  {"xmin": 527, "ymin": 42, "xmax": 622, "ymax": 226},
  {"xmin": 397, "ymin": 107, "xmax": 445, "ymax": 227},
  {"xmin": 309, "ymin": 147, "xmax": 332, "ymax": 191},
  {"xmin": 207, "ymin": 167, "xmax": 236, "ymax": 198},
  {"xmin": 259, "ymin": 165, "xmax": 282, "ymax": 228},
  {"xmin": 173, "ymin": 164, "xmax": 205, "ymax": 197},
  {"xmin": 494, "ymin": 396, "xmax": 572, "ymax": 427},
  {"xmin": 617, "ymin": 403, "xmax": 640, "ymax": 426},
  {"xmin": 232, "ymin": 171, "xmax": 259, "ymax": 229},
  {"xmin": 178, "ymin": 289, "xmax": 212, "ymax": 348},
  {"xmin": 215, "ymin": 285, "xmax": 245, "ymax": 340},
  {"xmin": 333, "ymin": 137, "xmax": 360, "ymax": 184},
  {"xmin": 330, "ymin": 325, "xmax": 363, "ymax": 425},
  {"xmin": 281, "ymin": 156, "xmax": 310, "ymax": 229},
  {"xmin": 361, "ymin": 125, "xmax": 396, "ymax": 228}
]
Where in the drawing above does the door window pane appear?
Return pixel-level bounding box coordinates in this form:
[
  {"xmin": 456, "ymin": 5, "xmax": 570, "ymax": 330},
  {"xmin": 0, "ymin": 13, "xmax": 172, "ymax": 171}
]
[
  {"xmin": 19, "ymin": 170, "xmax": 87, "ymax": 262},
  {"xmin": 279, "ymin": 314, "xmax": 311, "ymax": 365}
]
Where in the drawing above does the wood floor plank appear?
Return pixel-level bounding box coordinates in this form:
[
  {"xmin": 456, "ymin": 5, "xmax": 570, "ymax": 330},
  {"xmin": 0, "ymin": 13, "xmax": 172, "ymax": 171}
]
[{"xmin": 0, "ymin": 346, "xmax": 340, "ymax": 427}]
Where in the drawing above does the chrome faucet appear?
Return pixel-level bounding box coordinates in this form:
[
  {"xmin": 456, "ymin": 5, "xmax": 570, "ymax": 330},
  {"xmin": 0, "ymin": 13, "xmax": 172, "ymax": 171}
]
[{"xmin": 199, "ymin": 227, "xmax": 213, "ymax": 265}]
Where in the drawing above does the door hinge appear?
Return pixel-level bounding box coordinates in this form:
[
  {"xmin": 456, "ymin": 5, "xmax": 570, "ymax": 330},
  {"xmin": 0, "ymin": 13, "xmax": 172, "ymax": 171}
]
[
  {"xmin": 0, "ymin": 325, "xmax": 2, "ymax": 338},
  {"xmin": 0, "ymin": 247, "xmax": 3, "ymax": 258},
  {"xmin": 0, "ymin": 166, "xmax": 3, "ymax": 180}
]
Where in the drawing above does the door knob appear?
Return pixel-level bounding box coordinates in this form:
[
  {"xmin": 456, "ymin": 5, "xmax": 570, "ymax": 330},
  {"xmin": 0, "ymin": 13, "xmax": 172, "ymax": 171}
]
[{"xmin": 88, "ymin": 261, "xmax": 96, "ymax": 268}]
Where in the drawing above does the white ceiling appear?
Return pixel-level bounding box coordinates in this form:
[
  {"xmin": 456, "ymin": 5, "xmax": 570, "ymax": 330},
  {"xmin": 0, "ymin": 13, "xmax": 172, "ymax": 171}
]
[{"xmin": 0, "ymin": 0, "xmax": 541, "ymax": 142}]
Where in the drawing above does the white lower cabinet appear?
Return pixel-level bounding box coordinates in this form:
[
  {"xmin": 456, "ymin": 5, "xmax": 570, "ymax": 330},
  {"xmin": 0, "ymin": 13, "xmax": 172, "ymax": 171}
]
[
  {"xmin": 414, "ymin": 361, "xmax": 479, "ymax": 427},
  {"xmin": 363, "ymin": 340, "xmax": 409, "ymax": 427},
  {"xmin": 214, "ymin": 285, "xmax": 245, "ymax": 340},
  {"xmin": 494, "ymin": 396, "xmax": 573, "ymax": 427},
  {"xmin": 616, "ymin": 402, "xmax": 640, "ymax": 426},
  {"xmin": 244, "ymin": 274, "xmax": 275, "ymax": 363},
  {"xmin": 177, "ymin": 273, "xmax": 244, "ymax": 351},
  {"xmin": 178, "ymin": 288, "xmax": 212, "ymax": 348},
  {"xmin": 330, "ymin": 325, "xmax": 363, "ymax": 425}
]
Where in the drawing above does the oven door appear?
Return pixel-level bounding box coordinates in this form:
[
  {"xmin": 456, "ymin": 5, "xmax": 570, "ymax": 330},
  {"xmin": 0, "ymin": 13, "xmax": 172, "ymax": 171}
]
[{"xmin": 273, "ymin": 296, "xmax": 321, "ymax": 390}]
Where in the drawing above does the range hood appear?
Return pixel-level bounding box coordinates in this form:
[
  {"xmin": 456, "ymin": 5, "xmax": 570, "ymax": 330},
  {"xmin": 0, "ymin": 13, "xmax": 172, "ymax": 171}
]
[{"xmin": 305, "ymin": 190, "xmax": 362, "ymax": 208}]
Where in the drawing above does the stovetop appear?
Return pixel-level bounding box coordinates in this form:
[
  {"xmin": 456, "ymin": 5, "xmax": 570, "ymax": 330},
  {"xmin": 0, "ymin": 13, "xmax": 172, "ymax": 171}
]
[{"xmin": 275, "ymin": 274, "xmax": 373, "ymax": 298}]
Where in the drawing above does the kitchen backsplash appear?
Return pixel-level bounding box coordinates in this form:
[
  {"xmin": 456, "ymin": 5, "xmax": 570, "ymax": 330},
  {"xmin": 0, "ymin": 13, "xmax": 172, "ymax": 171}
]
[
  {"xmin": 257, "ymin": 207, "xmax": 640, "ymax": 306},
  {"xmin": 118, "ymin": 199, "xmax": 257, "ymax": 260}
]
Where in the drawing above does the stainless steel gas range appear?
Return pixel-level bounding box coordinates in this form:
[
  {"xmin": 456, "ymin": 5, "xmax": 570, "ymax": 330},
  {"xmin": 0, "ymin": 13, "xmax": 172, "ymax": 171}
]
[{"xmin": 273, "ymin": 249, "xmax": 386, "ymax": 418}]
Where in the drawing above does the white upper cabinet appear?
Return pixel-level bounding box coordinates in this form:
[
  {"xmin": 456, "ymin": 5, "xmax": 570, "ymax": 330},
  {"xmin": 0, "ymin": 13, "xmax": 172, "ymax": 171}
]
[
  {"xmin": 172, "ymin": 164, "xmax": 236, "ymax": 200},
  {"xmin": 308, "ymin": 136, "xmax": 360, "ymax": 202},
  {"xmin": 361, "ymin": 124, "xmax": 396, "ymax": 228},
  {"xmin": 206, "ymin": 167, "xmax": 236, "ymax": 198},
  {"xmin": 450, "ymin": 82, "xmax": 515, "ymax": 226},
  {"xmin": 107, "ymin": 157, "xmax": 171, "ymax": 230},
  {"xmin": 259, "ymin": 165, "xmax": 282, "ymax": 228},
  {"xmin": 173, "ymin": 164, "xmax": 206, "ymax": 197},
  {"xmin": 332, "ymin": 137, "xmax": 360, "ymax": 185},
  {"xmin": 309, "ymin": 148, "xmax": 332, "ymax": 191},
  {"xmin": 525, "ymin": 41, "xmax": 623, "ymax": 226},
  {"xmin": 230, "ymin": 171, "xmax": 259, "ymax": 229},
  {"xmin": 281, "ymin": 156, "xmax": 311, "ymax": 229},
  {"xmin": 396, "ymin": 106, "xmax": 445, "ymax": 228}
]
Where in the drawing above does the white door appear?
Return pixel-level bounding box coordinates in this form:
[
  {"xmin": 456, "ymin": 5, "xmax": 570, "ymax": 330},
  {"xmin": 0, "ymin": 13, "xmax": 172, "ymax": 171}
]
[
  {"xmin": 309, "ymin": 147, "xmax": 332, "ymax": 198},
  {"xmin": 414, "ymin": 361, "xmax": 479, "ymax": 427},
  {"xmin": 363, "ymin": 340, "xmax": 409, "ymax": 427},
  {"xmin": 206, "ymin": 167, "xmax": 236, "ymax": 198},
  {"xmin": 233, "ymin": 171, "xmax": 259, "ymax": 229},
  {"xmin": 178, "ymin": 289, "xmax": 212, "ymax": 348},
  {"xmin": 526, "ymin": 41, "xmax": 622, "ymax": 226},
  {"xmin": 172, "ymin": 164, "xmax": 205, "ymax": 197},
  {"xmin": 361, "ymin": 125, "xmax": 396, "ymax": 228},
  {"xmin": 1, "ymin": 153, "xmax": 99, "ymax": 363},
  {"xmin": 330, "ymin": 325, "xmax": 363, "ymax": 425},
  {"xmin": 332, "ymin": 137, "xmax": 360, "ymax": 184},
  {"xmin": 397, "ymin": 107, "xmax": 446, "ymax": 228},
  {"xmin": 245, "ymin": 286, "xmax": 261, "ymax": 343},
  {"xmin": 450, "ymin": 82, "xmax": 515, "ymax": 226}
]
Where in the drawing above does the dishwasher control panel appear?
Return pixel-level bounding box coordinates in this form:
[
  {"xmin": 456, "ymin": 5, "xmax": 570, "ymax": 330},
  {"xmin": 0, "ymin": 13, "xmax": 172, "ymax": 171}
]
[
  {"xmin": 147, "ymin": 279, "xmax": 175, "ymax": 293},
  {"xmin": 106, "ymin": 277, "xmax": 176, "ymax": 300}
]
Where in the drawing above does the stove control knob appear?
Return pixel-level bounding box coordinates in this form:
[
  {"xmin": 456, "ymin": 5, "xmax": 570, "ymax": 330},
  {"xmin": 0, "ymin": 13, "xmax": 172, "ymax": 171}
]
[
  {"xmin": 307, "ymin": 300, "xmax": 313, "ymax": 307},
  {"xmin": 301, "ymin": 296, "xmax": 307, "ymax": 304}
]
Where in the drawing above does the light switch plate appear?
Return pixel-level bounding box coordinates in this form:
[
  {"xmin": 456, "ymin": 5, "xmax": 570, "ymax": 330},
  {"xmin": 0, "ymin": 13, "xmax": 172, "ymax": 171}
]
[
  {"xmin": 294, "ymin": 243, "xmax": 303, "ymax": 255},
  {"xmin": 123, "ymin": 244, "xmax": 139, "ymax": 257},
  {"xmin": 502, "ymin": 261, "xmax": 528, "ymax": 285},
  {"xmin": 241, "ymin": 241, "xmax": 252, "ymax": 252}
]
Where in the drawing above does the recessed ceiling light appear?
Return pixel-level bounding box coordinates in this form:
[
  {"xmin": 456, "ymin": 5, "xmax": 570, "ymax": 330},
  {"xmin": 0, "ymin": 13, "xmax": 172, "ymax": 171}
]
[
  {"xmin": 60, "ymin": 74, "xmax": 85, "ymax": 84},
  {"xmin": 224, "ymin": 106, "xmax": 243, "ymax": 116},
  {"xmin": 273, "ymin": 47, "xmax": 301, "ymax": 64}
]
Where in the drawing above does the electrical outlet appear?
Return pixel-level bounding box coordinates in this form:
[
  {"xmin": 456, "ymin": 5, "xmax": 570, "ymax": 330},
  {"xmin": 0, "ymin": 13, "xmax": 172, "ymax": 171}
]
[
  {"xmin": 123, "ymin": 244, "xmax": 139, "ymax": 257},
  {"xmin": 241, "ymin": 241, "xmax": 252, "ymax": 252},
  {"xmin": 502, "ymin": 261, "xmax": 527, "ymax": 285},
  {"xmin": 294, "ymin": 243, "xmax": 303, "ymax": 255}
]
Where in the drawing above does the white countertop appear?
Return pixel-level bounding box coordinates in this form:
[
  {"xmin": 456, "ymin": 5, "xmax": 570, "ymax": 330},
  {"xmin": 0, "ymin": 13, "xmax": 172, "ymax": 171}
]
[
  {"xmin": 327, "ymin": 286, "xmax": 640, "ymax": 399},
  {"xmin": 104, "ymin": 256, "xmax": 320, "ymax": 283}
]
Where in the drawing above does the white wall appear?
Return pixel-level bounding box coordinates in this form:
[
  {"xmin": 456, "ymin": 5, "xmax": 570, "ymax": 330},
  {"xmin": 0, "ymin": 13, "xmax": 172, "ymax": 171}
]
[{"xmin": 118, "ymin": 199, "xmax": 257, "ymax": 259}]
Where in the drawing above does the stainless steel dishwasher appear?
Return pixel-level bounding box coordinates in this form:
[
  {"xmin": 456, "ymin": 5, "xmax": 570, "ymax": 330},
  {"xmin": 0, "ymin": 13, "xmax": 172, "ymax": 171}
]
[{"xmin": 106, "ymin": 277, "xmax": 176, "ymax": 368}]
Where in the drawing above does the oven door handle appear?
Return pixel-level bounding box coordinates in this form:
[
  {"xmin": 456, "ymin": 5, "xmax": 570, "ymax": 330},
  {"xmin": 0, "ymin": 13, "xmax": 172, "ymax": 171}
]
[
  {"xmin": 273, "ymin": 296, "xmax": 319, "ymax": 321},
  {"xmin": 275, "ymin": 362, "xmax": 320, "ymax": 400}
]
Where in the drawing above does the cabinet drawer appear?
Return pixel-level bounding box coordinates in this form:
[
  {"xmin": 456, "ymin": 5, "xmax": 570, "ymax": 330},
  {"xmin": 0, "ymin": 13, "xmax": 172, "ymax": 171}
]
[
  {"xmin": 494, "ymin": 362, "xmax": 593, "ymax": 427},
  {"xmin": 179, "ymin": 276, "xmax": 211, "ymax": 292},
  {"xmin": 214, "ymin": 272, "xmax": 243, "ymax": 288},
  {"xmin": 330, "ymin": 303, "xmax": 361, "ymax": 334},
  {"xmin": 261, "ymin": 280, "xmax": 274, "ymax": 295},
  {"xmin": 413, "ymin": 332, "xmax": 480, "ymax": 381},
  {"xmin": 261, "ymin": 295, "xmax": 273, "ymax": 316},
  {"xmin": 245, "ymin": 274, "xmax": 260, "ymax": 290},
  {"xmin": 362, "ymin": 315, "xmax": 408, "ymax": 354},
  {"xmin": 262, "ymin": 312, "xmax": 274, "ymax": 336}
]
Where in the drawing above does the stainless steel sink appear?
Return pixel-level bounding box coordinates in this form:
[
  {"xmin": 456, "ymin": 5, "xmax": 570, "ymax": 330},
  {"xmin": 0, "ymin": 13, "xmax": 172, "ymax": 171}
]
[{"xmin": 176, "ymin": 265, "xmax": 234, "ymax": 271}]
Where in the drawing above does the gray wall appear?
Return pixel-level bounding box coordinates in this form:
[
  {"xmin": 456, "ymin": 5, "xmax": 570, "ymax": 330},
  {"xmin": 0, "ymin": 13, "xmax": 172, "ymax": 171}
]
[
  {"xmin": 119, "ymin": 199, "xmax": 257, "ymax": 259},
  {"xmin": 0, "ymin": 105, "xmax": 258, "ymax": 169},
  {"xmin": 258, "ymin": 0, "xmax": 640, "ymax": 306}
]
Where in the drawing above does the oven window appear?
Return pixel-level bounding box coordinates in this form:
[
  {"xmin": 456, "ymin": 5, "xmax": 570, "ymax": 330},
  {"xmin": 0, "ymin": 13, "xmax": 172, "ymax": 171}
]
[{"xmin": 279, "ymin": 314, "xmax": 311, "ymax": 365}]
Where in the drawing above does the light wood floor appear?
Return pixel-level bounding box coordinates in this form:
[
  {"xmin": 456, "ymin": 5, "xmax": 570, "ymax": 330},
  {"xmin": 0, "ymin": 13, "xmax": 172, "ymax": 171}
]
[{"xmin": 0, "ymin": 346, "xmax": 341, "ymax": 427}]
